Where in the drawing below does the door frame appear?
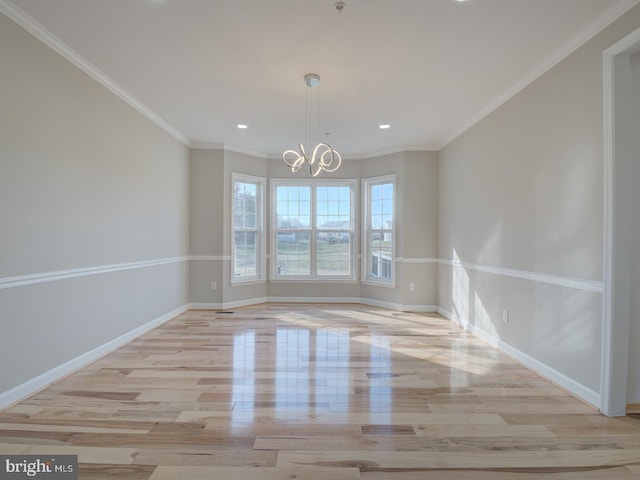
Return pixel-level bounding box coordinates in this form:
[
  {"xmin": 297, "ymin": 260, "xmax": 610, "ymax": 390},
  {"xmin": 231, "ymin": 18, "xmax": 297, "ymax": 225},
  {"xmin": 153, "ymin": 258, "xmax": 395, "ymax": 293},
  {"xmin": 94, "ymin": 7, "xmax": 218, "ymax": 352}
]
[{"xmin": 601, "ymin": 26, "xmax": 640, "ymax": 416}]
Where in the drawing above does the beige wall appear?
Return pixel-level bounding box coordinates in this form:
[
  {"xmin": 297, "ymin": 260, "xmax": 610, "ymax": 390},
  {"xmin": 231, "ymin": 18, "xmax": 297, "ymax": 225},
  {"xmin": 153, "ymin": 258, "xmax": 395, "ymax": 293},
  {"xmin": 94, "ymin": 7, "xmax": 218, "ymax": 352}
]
[
  {"xmin": 400, "ymin": 151, "xmax": 438, "ymax": 308},
  {"xmin": 187, "ymin": 151, "xmax": 439, "ymax": 309},
  {"xmin": 189, "ymin": 149, "xmax": 225, "ymax": 305},
  {"xmin": 0, "ymin": 13, "xmax": 190, "ymax": 395},
  {"xmin": 438, "ymin": 5, "xmax": 640, "ymax": 398}
]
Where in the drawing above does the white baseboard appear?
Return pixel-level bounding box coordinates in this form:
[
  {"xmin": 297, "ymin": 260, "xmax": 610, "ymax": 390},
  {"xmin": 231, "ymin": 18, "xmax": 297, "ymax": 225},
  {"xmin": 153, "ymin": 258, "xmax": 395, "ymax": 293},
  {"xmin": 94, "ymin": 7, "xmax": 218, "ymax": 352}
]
[
  {"xmin": 191, "ymin": 297, "xmax": 439, "ymax": 312},
  {"xmin": 438, "ymin": 306, "xmax": 454, "ymax": 319},
  {"xmin": 192, "ymin": 298, "xmax": 437, "ymax": 313},
  {"xmin": 189, "ymin": 298, "xmax": 269, "ymax": 310},
  {"xmin": 189, "ymin": 302, "xmax": 223, "ymax": 310},
  {"xmin": 438, "ymin": 307, "xmax": 600, "ymax": 408},
  {"xmin": 267, "ymin": 296, "xmax": 362, "ymax": 304},
  {"xmin": 360, "ymin": 298, "xmax": 403, "ymax": 311},
  {"xmin": 361, "ymin": 298, "xmax": 438, "ymax": 313},
  {"xmin": 0, "ymin": 304, "xmax": 189, "ymax": 410},
  {"xmin": 400, "ymin": 304, "xmax": 439, "ymax": 313},
  {"xmin": 222, "ymin": 297, "xmax": 269, "ymax": 309}
]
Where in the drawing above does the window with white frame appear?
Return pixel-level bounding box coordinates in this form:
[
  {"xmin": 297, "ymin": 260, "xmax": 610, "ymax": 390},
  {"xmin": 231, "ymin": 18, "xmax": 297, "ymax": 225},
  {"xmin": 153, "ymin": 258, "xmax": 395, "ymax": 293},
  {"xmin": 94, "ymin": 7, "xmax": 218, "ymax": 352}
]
[
  {"xmin": 363, "ymin": 175, "xmax": 395, "ymax": 284},
  {"xmin": 272, "ymin": 179, "xmax": 356, "ymax": 280},
  {"xmin": 232, "ymin": 173, "xmax": 265, "ymax": 283}
]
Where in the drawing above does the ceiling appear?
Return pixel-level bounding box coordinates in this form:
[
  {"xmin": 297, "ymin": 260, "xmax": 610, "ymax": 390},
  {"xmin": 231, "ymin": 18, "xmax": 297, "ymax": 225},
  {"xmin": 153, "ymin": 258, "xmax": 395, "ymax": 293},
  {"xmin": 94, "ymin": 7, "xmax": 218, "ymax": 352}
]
[{"xmin": 3, "ymin": 0, "xmax": 639, "ymax": 158}]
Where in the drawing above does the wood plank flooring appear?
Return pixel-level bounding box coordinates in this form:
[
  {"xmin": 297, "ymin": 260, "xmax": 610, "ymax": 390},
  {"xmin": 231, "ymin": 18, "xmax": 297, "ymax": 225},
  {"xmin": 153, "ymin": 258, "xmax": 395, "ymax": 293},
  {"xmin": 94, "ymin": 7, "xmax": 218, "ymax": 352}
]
[{"xmin": 1, "ymin": 304, "xmax": 640, "ymax": 479}]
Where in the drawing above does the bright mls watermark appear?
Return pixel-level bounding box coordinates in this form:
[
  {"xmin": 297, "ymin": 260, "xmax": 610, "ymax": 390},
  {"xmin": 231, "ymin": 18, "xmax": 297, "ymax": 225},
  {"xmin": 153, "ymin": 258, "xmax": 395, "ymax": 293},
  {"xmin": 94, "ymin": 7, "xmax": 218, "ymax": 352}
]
[{"xmin": 1, "ymin": 456, "xmax": 77, "ymax": 479}]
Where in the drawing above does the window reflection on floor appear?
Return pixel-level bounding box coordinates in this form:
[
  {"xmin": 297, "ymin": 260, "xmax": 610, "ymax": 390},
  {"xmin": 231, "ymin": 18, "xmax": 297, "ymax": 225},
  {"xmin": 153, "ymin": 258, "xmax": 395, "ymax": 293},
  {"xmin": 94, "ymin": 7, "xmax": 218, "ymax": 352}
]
[
  {"xmin": 275, "ymin": 328, "xmax": 310, "ymax": 420},
  {"xmin": 369, "ymin": 334, "xmax": 392, "ymax": 422},
  {"xmin": 231, "ymin": 330, "xmax": 255, "ymax": 427},
  {"xmin": 230, "ymin": 319, "xmax": 394, "ymax": 427},
  {"xmin": 315, "ymin": 329, "xmax": 350, "ymax": 412}
]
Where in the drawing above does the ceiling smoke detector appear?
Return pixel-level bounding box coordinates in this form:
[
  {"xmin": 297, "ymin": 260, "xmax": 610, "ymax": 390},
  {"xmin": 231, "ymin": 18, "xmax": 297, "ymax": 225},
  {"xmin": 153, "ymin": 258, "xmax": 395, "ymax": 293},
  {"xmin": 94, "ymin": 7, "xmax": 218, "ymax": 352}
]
[{"xmin": 335, "ymin": 2, "xmax": 345, "ymax": 13}]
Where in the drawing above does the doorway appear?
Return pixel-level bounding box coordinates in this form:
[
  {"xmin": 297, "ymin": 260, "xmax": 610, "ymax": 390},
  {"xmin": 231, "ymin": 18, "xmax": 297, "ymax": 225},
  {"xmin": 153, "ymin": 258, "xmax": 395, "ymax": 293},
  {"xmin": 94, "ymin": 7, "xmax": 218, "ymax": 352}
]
[{"xmin": 602, "ymin": 26, "xmax": 640, "ymax": 416}]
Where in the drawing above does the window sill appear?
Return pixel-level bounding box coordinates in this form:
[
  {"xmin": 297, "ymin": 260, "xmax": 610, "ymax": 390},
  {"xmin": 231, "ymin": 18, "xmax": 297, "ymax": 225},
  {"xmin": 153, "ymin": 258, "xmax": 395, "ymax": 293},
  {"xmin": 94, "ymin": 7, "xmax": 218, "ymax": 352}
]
[
  {"xmin": 361, "ymin": 279, "xmax": 396, "ymax": 288},
  {"xmin": 231, "ymin": 278, "xmax": 266, "ymax": 286},
  {"xmin": 269, "ymin": 278, "xmax": 359, "ymax": 284}
]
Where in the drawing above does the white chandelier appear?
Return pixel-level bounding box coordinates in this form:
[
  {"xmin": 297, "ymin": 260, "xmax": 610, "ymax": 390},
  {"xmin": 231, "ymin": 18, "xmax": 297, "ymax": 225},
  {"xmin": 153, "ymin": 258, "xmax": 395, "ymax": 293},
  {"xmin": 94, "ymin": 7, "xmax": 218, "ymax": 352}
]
[{"xmin": 282, "ymin": 73, "xmax": 342, "ymax": 176}]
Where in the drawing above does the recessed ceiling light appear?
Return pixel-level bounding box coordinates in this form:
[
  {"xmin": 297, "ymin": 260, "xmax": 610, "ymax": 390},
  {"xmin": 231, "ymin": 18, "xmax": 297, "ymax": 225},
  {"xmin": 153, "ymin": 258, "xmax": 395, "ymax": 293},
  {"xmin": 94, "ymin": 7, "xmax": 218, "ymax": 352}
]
[
  {"xmin": 237, "ymin": 124, "xmax": 248, "ymax": 129},
  {"xmin": 379, "ymin": 124, "xmax": 391, "ymax": 129}
]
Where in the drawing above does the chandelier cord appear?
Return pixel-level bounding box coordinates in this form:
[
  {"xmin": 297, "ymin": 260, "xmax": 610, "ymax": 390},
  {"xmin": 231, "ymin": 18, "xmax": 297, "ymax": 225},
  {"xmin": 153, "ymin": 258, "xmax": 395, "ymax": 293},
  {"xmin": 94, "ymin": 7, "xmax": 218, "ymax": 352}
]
[
  {"xmin": 316, "ymin": 82, "xmax": 321, "ymax": 146},
  {"xmin": 305, "ymin": 83, "xmax": 311, "ymax": 153},
  {"xmin": 304, "ymin": 82, "xmax": 321, "ymax": 150}
]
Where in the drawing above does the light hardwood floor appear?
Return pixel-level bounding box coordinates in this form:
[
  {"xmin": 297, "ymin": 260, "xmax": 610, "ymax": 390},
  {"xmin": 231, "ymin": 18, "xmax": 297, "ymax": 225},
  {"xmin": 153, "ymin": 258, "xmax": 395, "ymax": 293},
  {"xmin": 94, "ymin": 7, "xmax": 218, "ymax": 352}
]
[{"xmin": 1, "ymin": 304, "xmax": 640, "ymax": 479}]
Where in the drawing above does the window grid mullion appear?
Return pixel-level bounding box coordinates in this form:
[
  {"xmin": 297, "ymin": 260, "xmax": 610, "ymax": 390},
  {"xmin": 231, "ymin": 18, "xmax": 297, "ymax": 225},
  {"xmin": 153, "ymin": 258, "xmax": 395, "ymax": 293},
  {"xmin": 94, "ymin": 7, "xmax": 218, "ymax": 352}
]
[{"xmin": 311, "ymin": 185, "xmax": 317, "ymax": 277}]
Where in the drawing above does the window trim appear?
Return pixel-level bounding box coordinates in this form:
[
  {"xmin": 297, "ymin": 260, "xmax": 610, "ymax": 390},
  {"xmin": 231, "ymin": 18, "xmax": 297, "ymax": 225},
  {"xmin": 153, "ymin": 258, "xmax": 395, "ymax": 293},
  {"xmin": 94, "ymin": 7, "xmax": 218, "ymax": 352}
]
[
  {"xmin": 231, "ymin": 172, "xmax": 266, "ymax": 284},
  {"xmin": 270, "ymin": 178, "xmax": 358, "ymax": 281},
  {"xmin": 362, "ymin": 174, "xmax": 396, "ymax": 286}
]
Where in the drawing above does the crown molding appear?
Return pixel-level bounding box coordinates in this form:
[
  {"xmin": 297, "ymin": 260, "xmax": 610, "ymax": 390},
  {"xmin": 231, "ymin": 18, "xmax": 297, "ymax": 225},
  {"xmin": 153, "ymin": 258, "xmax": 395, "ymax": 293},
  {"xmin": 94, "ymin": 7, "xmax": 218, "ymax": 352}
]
[
  {"xmin": 190, "ymin": 144, "xmax": 269, "ymax": 159},
  {"xmin": 0, "ymin": 0, "xmax": 191, "ymax": 147},
  {"xmin": 267, "ymin": 152, "xmax": 365, "ymax": 161},
  {"xmin": 360, "ymin": 146, "xmax": 438, "ymax": 159},
  {"xmin": 190, "ymin": 143, "xmax": 224, "ymax": 150},
  {"xmin": 403, "ymin": 145, "xmax": 440, "ymax": 152},
  {"xmin": 223, "ymin": 145, "xmax": 269, "ymax": 159},
  {"xmin": 439, "ymin": 0, "xmax": 640, "ymax": 149},
  {"xmin": 266, "ymin": 146, "xmax": 438, "ymax": 161}
]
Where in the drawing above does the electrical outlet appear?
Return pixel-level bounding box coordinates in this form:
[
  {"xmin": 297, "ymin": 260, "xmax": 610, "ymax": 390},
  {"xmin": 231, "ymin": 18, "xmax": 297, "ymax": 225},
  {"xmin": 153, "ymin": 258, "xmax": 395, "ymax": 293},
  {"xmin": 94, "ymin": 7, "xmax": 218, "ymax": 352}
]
[
  {"xmin": 409, "ymin": 283, "xmax": 415, "ymax": 292},
  {"xmin": 211, "ymin": 281, "xmax": 217, "ymax": 290},
  {"xmin": 502, "ymin": 308, "xmax": 509, "ymax": 323}
]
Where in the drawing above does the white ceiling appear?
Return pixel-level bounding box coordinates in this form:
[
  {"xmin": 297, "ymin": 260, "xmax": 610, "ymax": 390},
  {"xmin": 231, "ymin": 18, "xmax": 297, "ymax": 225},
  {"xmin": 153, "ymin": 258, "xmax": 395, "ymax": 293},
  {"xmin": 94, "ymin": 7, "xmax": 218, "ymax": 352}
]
[{"xmin": 3, "ymin": 0, "xmax": 639, "ymax": 157}]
